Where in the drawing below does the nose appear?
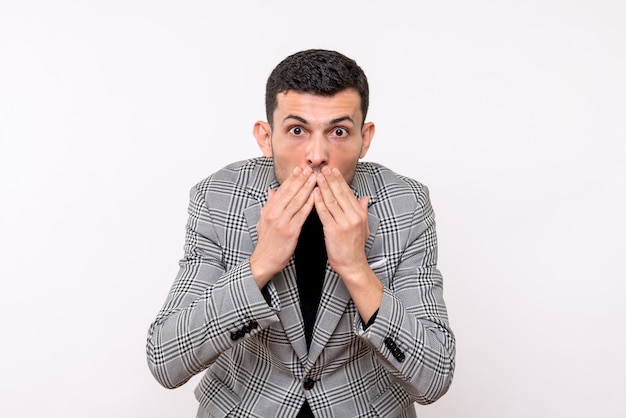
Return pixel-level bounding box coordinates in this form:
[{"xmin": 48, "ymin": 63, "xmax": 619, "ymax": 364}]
[{"xmin": 306, "ymin": 134, "xmax": 328, "ymax": 172}]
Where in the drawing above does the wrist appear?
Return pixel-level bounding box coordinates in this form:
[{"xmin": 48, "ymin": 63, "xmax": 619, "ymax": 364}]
[
  {"xmin": 249, "ymin": 253, "xmax": 274, "ymax": 288},
  {"xmin": 338, "ymin": 265, "xmax": 384, "ymax": 322}
]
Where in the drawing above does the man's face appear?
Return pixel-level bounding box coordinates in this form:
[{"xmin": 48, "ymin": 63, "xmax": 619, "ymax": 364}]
[{"xmin": 254, "ymin": 89, "xmax": 375, "ymax": 185}]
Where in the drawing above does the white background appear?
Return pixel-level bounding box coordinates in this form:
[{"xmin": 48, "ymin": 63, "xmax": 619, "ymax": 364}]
[{"xmin": 1, "ymin": 1, "xmax": 625, "ymax": 417}]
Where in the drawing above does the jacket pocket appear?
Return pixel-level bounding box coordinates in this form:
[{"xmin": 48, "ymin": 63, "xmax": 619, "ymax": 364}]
[
  {"xmin": 194, "ymin": 371, "xmax": 242, "ymax": 418},
  {"xmin": 370, "ymin": 381, "xmax": 415, "ymax": 418}
]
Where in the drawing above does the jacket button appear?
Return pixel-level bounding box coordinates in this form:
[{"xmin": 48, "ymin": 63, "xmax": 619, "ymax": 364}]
[
  {"xmin": 384, "ymin": 337, "xmax": 405, "ymax": 362},
  {"xmin": 384, "ymin": 337, "xmax": 396, "ymax": 350},
  {"xmin": 393, "ymin": 350, "xmax": 406, "ymax": 362},
  {"xmin": 230, "ymin": 329, "xmax": 245, "ymax": 340},
  {"xmin": 303, "ymin": 378, "xmax": 315, "ymax": 390},
  {"xmin": 243, "ymin": 320, "xmax": 258, "ymax": 333}
]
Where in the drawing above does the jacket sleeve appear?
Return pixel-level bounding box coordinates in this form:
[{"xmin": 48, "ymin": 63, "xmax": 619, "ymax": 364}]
[
  {"xmin": 356, "ymin": 186, "xmax": 455, "ymax": 405},
  {"xmin": 146, "ymin": 184, "xmax": 280, "ymax": 389}
]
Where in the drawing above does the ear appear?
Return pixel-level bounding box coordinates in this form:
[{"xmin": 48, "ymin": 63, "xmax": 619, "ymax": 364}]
[
  {"xmin": 359, "ymin": 122, "xmax": 375, "ymax": 159},
  {"xmin": 253, "ymin": 121, "xmax": 273, "ymax": 157}
]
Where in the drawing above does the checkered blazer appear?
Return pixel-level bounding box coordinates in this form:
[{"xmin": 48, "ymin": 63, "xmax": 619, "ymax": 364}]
[{"xmin": 147, "ymin": 157, "xmax": 455, "ymax": 418}]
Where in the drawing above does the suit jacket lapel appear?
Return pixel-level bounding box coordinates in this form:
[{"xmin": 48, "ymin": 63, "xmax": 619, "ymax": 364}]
[
  {"xmin": 305, "ymin": 212, "xmax": 380, "ymax": 367},
  {"xmin": 271, "ymin": 263, "xmax": 309, "ymax": 362},
  {"xmin": 244, "ymin": 158, "xmax": 309, "ymax": 363}
]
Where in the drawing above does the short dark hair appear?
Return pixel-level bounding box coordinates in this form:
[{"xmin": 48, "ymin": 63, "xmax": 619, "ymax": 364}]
[{"xmin": 265, "ymin": 49, "xmax": 369, "ymax": 127}]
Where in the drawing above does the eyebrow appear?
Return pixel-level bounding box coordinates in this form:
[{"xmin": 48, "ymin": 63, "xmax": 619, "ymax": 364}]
[
  {"xmin": 282, "ymin": 115, "xmax": 356, "ymax": 126},
  {"xmin": 329, "ymin": 116, "xmax": 355, "ymax": 126},
  {"xmin": 283, "ymin": 115, "xmax": 308, "ymax": 125}
]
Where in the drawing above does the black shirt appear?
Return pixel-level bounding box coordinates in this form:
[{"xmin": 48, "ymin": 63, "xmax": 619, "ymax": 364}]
[{"xmin": 294, "ymin": 211, "xmax": 327, "ymax": 350}]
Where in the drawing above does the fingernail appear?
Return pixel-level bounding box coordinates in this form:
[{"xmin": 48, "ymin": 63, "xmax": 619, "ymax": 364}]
[
  {"xmin": 293, "ymin": 167, "xmax": 301, "ymax": 176},
  {"xmin": 302, "ymin": 167, "xmax": 311, "ymax": 176}
]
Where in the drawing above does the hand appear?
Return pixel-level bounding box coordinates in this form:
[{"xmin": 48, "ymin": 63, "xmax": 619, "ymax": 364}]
[
  {"xmin": 314, "ymin": 167, "xmax": 382, "ymax": 322},
  {"xmin": 313, "ymin": 167, "xmax": 370, "ymax": 276},
  {"xmin": 250, "ymin": 166, "xmax": 316, "ymax": 287}
]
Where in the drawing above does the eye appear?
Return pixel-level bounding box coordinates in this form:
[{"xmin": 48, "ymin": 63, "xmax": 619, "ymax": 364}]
[
  {"xmin": 288, "ymin": 126, "xmax": 305, "ymax": 136},
  {"xmin": 332, "ymin": 127, "xmax": 349, "ymax": 137}
]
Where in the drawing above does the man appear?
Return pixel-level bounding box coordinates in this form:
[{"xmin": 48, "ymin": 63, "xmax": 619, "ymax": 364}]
[{"xmin": 147, "ymin": 49, "xmax": 455, "ymax": 417}]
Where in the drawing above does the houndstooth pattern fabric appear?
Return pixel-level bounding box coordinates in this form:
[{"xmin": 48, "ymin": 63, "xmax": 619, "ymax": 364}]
[{"xmin": 146, "ymin": 157, "xmax": 455, "ymax": 418}]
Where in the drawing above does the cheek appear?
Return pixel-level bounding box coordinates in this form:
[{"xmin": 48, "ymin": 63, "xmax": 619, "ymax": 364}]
[
  {"xmin": 274, "ymin": 145, "xmax": 305, "ymax": 165},
  {"xmin": 272, "ymin": 154, "xmax": 296, "ymax": 184},
  {"xmin": 272, "ymin": 162, "xmax": 288, "ymax": 183},
  {"xmin": 332, "ymin": 150, "xmax": 361, "ymax": 179},
  {"xmin": 335, "ymin": 161, "xmax": 358, "ymax": 181}
]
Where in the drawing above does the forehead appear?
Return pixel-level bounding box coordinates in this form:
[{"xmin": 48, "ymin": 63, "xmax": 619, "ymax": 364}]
[{"xmin": 273, "ymin": 89, "xmax": 363, "ymax": 124}]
